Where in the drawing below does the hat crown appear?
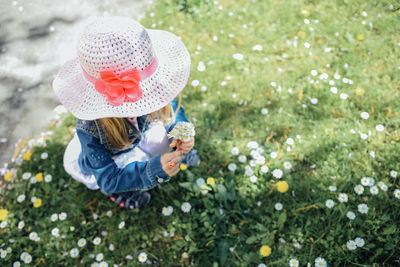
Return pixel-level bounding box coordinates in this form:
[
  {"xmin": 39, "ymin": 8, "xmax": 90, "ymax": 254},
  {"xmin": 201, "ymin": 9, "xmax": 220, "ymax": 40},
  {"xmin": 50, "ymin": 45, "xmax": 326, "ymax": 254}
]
[{"xmin": 78, "ymin": 17, "xmax": 155, "ymax": 78}]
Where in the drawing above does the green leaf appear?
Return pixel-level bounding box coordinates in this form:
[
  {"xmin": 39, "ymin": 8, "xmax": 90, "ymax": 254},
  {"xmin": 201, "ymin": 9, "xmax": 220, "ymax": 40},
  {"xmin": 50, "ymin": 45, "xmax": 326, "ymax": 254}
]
[
  {"xmin": 246, "ymin": 236, "xmax": 257, "ymax": 244},
  {"xmin": 382, "ymin": 226, "xmax": 396, "ymax": 235},
  {"xmin": 277, "ymin": 212, "xmax": 287, "ymax": 230},
  {"xmin": 218, "ymin": 239, "xmax": 229, "ymax": 265},
  {"xmin": 179, "ymin": 182, "xmax": 193, "ymax": 191}
]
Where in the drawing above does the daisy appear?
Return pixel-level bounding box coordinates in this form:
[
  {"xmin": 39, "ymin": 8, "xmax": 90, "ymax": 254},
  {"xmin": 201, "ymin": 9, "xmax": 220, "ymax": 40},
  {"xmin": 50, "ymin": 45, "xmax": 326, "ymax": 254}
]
[
  {"xmin": 162, "ymin": 206, "xmax": 173, "ymax": 216},
  {"xmin": 329, "ymin": 185, "xmax": 336, "ymax": 192},
  {"xmin": 181, "ymin": 202, "xmax": 191, "ymax": 213},
  {"xmin": 51, "ymin": 228, "xmax": 60, "ymax": 237},
  {"xmin": 228, "ymin": 163, "xmax": 237, "ymax": 172},
  {"xmin": 232, "ymin": 53, "xmax": 244, "ymax": 60},
  {"xmin": 289, "ymin": 259, "xmax": 299, "ymax": 267},
  {"xmin": 346, "ymin": 211, "xmax": 356, "ymax": 220},
  {"xmin": 338, "ymin": 193, "xmax": 348, "ymax": 203},
  {"xmin": 96, "ymin": 253, "xmax": 104, "ymax": 262},
  {"xmin": 360, "ymin": 112, "xmax": 369, "ymax": 119},
  {"xmin": 358, "ymin": 204, "xmax": 368, "ymax": 214},
  {"xmin": 367, "ymin": 177, "xmax": 375, "ymax": 186},
  {"xmin": 355, "ymin": 237, "xmax": 365, "ymax": 247},
  {"xmin": 390, "ymin": 171, "xmax": 397, "ymax": 178},
  {"xmin": 17, "ymin": 194, "xmax": 25, "ymax": 203},
  {"xmin": 18, "ymin": 221, "xmax": 25, "ymax": 229},
  {"xmin": 270, "ymin": 152, "xmax": 278, "ymax": 159},
  {"xmin": 44, "ymin": 174, "xmax": 52, "ymax": 182},
  {"xmin": 50, "ymin": 213, "xmax": 58, "ymax": 222},
  {"xmin": 30, "ymin": 176, "xmax": 37, "ymax": 184},
  {"xmin": 286, "ymin": 138, "xmax": 294, "ymax": 145},
  {"xmin": 250, "ymin": 175, "xmax": 257, "ymax": 183},
  {"xmin": 330, "ymin": 87, "xmax": 338, "ymax": 94},
  {"xmin": 1, "ymin": 250, "xmax": 7, "ymax": 258},
  {"xmin": 22, "ymin": 172, "xmax": 31, "ymax": 180},
  {"xmin": 13, "ymin": 261, "xmax": 21, "ymax": 267},
  {"xmin": 231, "ymin": 147, "xmax": 239, "ymax": 155},
  {"xmin": 361, "ymin": 177, "xmax": 370, "ymax": 186},
  {"xmin": 58, "ymin": 212, "xmax": 67, "ymax": 220},
  {"xmin": 41, "ymin": 152, "xmax": 48, "ymax": 159},
  {"xmin": 283, "ymin": 162, "xmax": 292, "ymax": 170},
  {"xmin": 346, "ymin": 240, "xmax": 357, "ymax": 250},
  {"xmin": 394, "ymin": 189, "xmax": 400, "ymax": 199},
  {"xmin": 275, "ymin": 203, "xmax": 283, "ymax": 211},
  {"xmin": 138, "ymin": 252, "xmax": 147, "ymax": 263},
  {"xmin": 272, "ymin": 169, "xmax": 283, "ymax": 179},
  {"xmin": 77, "ymin": 238, "xmax": 86, "ymax": 247},
  {"xmin": 0, "ymin": 221, "xmax": 7, "ymax": 228},
  {"xmin": 238, "ymin": 155, "xmax": 247, "ymax": 163},
  {"xmin": 99, "ymin": 262, "xmax": 108, "ymax": 267},
  {"xmin": 325, "ymin": 199, "xmax": 335, "ymax": 208},
  {"xmin": 261, "ymin": 108, "xmax": 268, "ymax": 115},
  {"xmin": 196, "ymin": 178, "xmax": 205, "ymax": 186},
  {"xmin": 245, "ymin": 168, "xmax": 254, "ymax": 176},
  {"xmin": 314, "ymin": 257, "xmax": 327, "ymax": 267},
  {"xmin": 354, "ymin": 185, "xmax": 364, "ymax": 195},
  {"xmin": 29, "ymin": 232, "xmax": 38, "ymax": 241},
  {"xmin": 261, "ymin": 166, "xmax": 269, "ymax": 173},
  {"xmin": 24, "ymin": 254, "xmax": 32, "ymax": 264},
  {"xmin": 93, "ymin": 237, "xmax": 102, "ymax": 245},
  {"xmin": 118, "ymin": 221, "xmax": 125, "ymax": 229},
  {"xmin": 255, "ymin": 156, "xmax": 266, "ymax": 165},
  {"xmin": 70, "ymin": 248, "xmax": 79, "ymax": 258},
  {"xmin": 191, "ymin": 80, "xmax": 199, "ymax": 86},
  {"xmin": 370, "ymin": 186, "xmax": 379, "ymax": 195}
]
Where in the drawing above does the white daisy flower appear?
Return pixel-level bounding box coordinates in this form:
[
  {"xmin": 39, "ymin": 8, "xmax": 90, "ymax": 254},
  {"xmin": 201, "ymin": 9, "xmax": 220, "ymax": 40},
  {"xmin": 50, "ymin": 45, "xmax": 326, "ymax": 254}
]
[
  {"xmin": 196, "ymin": 178, "xmax": 205, "ymax": 186},
  {"xmin": 232, "ymin": 53, "xmax": 244, "ymax": 60},
  {"xmin": 77, "ymin": 238, "xmax": 86, "ymax": 247},
  {"xmin": 275, "ymin": 203, "xmax": 283, "ymax": 211},
  {"xmin": 378, "ymin": 182, "xmax": 388, "ymax": 191},
  {"xmin": 367, "ymin": 177, "xmax": 375, "ymax": 186},
  {"xmin": 289, "ymin": 259, "xmax": 299, "ymax": 267},
  {"xmin": 247, "ymin": 141, "xmax": 258, "ymax": 149},
  {"xmin": 310, "ymin": 70, "xmax": 317, "ymax": 76},
  {"xmin": 162, "ymin": 206, "xmax": 174, "ymax": 216},
  {"xmin": 270, "ymin": 152, "xmax": 278, "ymax": 159},
  {"xmin": 181, "ymin": 202, "xmax": 191, "ymax": 213},
  {"xmin": 249, "ymin": 175, "xmax": 257, "ymax": 183},
  {"xmin": 375, "ymin": 124, "xmax": 384, "ymax": 132},
  {"xmin": 30, "ymin": 177, "xmax": 37, "ymax": 184},
  {"xmin": 109, "ymin": 244, "xmax": 115, "ymax": 251},
  {"xmin": 13, "ymin": 261, "xmax": 21, "ymax": 267},
  {"xmin": 355, "ymin": 237, "xmax": 365, "ymax": 247},
  {"xmin": 29, "ymin": 232, "xmax": 38, "ymax": 241},
  {"xmin": 354, "ymin": 185, "xmax": 364, "ymax": 195},
  {"xmin": 59, "ymin": 212, "xmax": 67, "ymax": 221},
  {"xmin": 346, "ymin": 211, "xmax": 356, "ymax": 220},
  {"xmin": 325, "ymin": 199, "xmax": 335, "ymax": 208},
  {"xmin": 328, "ymin": 185, "xmax": 337, "ymax": 192},
  {"xmin": 231, "ymin": 147, "xmax": 239, "ymax": 155},
  {"xmin": 361, "ymin": 177, "xmax": 370, "ymax": 186},
  {"xmin": 17, "ymin": 194, "xmax": 25, "ymax": 203},
  {"xmin": 338, "ymin": 193, "xmax": 348, "ymax": 203},
  {"xmin": 390, "ymin": 171, "xmax": 398, "ymax": 178},
  {"xmin": 394, "ymin": 189, "xmax": 400, "ymax": 199},
  {"xmin": 0, "ymin": 221, "xmax": 7, "ymax": 228},
  {"xmin": 191, "ymin": 80, "xmax": 199, "ymax": 86},
  {"xmin": 286, "ymin": 138, "xmax": 294, "ymax": 145},
  {"xmin": 238, "ymin": 155, "xmax": 247, "ymax": 163},
  {"xmin": 93, "ymin": 237, "xmax": 102, "ymax": 245},
  {"xmin": 255, "ymin": 156, "xmax": 266, "ymax": 165},
  {"xmin": 138, "ymin": 252, "xmax": 147, "ymax": 263},
  {"xmin": 99, "ymin": 262, "xmax": 108, "ymax": 267},
  {"xmin": 118, "ymin": 221, "xmax": 125, "ymax": 229},
  {"xmin": 340, "ymin": 93, "xmax": 348, "ymax": 99},
  {"xmin": 22, "ymin": 172, "xmax": 31, "ymax": 180},
  {"xmin": 283, "ymin": 162, "xmax": 292, "ymax": 170},
  {"xmin": 96, "ymin": 253, "xmax": 104, "ymax": 262},
  {"xmin": 330, "ymin": 87, "xmax": 338, "ymax": 94},
  {"xmin": 51, "ymin": 228, "xmax": 60, "ymax": 237},
  {"xmin": 260, "ymin": 165, "xmax": 269, "ymax": 173},
  {"xmin": 50, "ymin": 213, "xmax": 58, "ymax": 222},
  {"xmin": 18, "ymin": 221, "xmax": 25, "ymax": 229},
  {"xmin": 252, "ymin": 44, "xmax": 263, "ymax": 51},
  {"xmin": 44, "ymin": 174, "xmax": 52, "ymax": 182},
  {"xmin": 370, "ymin": 186, "xmax": 379, "ymax": 195},
  {"xmin": 314, "ymin": 257, "xmax": 327, "ymax": 267},
  {"xmin": 360, "ymin": 112, "xmax": 369, "ymax": 119},
  {"xmin": 358, "ymin": 204, "xmax": 368, "ymax": 214},
  {"xmin": 346, "ymin": 240, "xmax": 357, "ymax": 250},
  {"xmin": 24, "ymin": 254, "xmax": 32, "ymax": 264},
  {"xmin": 41, "ymin": 152, "xmax": 48, "ymax": 159},
  {"xmin": 1, "ymin": 250, "xmax": 7, "ymax": 258},
  {"xmin": 258, "ymin": 264, "xmax": 266, "ymax": 267},
  {"xmin": 70, "ymin": 248, "xmax": 79, "ymax": 258},
  {"xmin": 272, "ymin": 169, "xmax": 283, "ymax": 179},
  {"xmin": 245, "ymin": 168, "xmax": 254, "ymax": 176},
  {"xmin": 310, "ymin": 98, "xmax": 318, "ymax": 104},
  {"xmin": 20, "ymin": 252, "xmax": 28, "ymax": 261},
  {"xmin": 228, "ymin": 163, "xmax": 237, "ymax": 172},
  {"xmin": 360, "ymin": 133, "xmax": 368, "ymax": 140}
]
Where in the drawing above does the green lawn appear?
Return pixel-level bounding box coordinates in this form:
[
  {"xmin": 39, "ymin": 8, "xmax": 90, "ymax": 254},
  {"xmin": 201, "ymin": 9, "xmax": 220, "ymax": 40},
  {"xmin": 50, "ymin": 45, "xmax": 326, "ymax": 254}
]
[{"xmin": 1, "ymin": 0, "xmax": 400, "ymax": 266}]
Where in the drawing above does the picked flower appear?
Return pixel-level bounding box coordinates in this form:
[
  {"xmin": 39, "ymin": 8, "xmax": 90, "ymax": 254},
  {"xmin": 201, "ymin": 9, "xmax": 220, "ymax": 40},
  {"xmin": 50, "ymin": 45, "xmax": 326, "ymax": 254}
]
[{"xmin": 167, "ymin": 122, "xmax": 195, "ymax": 142}]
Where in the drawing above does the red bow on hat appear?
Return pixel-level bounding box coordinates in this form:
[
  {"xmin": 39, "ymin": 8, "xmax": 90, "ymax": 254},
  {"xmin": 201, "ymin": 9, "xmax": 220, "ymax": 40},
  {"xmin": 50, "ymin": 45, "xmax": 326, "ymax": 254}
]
[{"xmin": 94, "ymin": 69, "xmax": 143, "ymax": 106}]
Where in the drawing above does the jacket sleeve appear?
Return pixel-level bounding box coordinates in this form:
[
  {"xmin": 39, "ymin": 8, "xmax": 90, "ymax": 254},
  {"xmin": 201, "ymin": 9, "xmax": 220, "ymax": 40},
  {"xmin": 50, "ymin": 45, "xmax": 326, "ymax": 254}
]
[{"xmin": 76, "ymin": 129, "xmax": 169, "ymax": 194}]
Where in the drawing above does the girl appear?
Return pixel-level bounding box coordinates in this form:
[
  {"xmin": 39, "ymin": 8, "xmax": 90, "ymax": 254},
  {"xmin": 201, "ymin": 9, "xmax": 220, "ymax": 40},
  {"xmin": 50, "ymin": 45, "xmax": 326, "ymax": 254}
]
[{"xmin": 52, "ymin": 16, "xmax": 198, "ymax": 209}]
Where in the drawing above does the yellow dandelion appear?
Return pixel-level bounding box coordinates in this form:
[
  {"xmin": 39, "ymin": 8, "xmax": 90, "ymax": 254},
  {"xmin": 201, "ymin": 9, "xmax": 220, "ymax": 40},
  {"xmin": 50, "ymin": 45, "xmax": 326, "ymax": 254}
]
[
  {"xmin": 357, "ymin": 33, "xmax": 364, "ymax": 41},
  {"xmin": 260, "ymin": 245, "xmax": 271, "ymax": 257},
  {"xmin": 0, "ymin": 209, "xmax": 8, "ymax": 221},
  {"xmin": 4, "ymin": 172, "xmax": 12, "ymax": 181},
  {"xmin": 297, "ymin": 30, "xmax": 306, "ymax": 39},
  {"xmin": 35, "ymin": 173, "xmax": 43, "ymax": 182},
  {"xmin": 33, "ymin": 198, "xmax": 42, "ymax": 208},
  {"xmin": 180, "ymin": 163, "xmax": 187, "ymax": 171},
  {"xmin": 206, "ymin": 177, "xmax": 216, "ymax": 185},
  {"xmin": 276, "ymin": 181, "xmax": 289, "ymax": 193},
  {"xmin": 23, "ymin": 152, "xmax": 32, "ymax": 161}
]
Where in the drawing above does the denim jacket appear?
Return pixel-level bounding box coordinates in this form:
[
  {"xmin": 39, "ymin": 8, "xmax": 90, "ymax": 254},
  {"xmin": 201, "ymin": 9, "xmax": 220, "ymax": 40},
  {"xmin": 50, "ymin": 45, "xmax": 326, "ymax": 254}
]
[{"xmin": 75, "ymin": 100, "xmax": 189, "ymax": 194}]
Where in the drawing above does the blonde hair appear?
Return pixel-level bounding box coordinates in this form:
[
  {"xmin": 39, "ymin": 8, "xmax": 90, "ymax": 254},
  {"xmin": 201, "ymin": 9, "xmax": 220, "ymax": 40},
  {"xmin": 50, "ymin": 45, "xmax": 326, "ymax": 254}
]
[{"xmin": 99, "ymin": 100, "xmax": 181, "ymax": 150}]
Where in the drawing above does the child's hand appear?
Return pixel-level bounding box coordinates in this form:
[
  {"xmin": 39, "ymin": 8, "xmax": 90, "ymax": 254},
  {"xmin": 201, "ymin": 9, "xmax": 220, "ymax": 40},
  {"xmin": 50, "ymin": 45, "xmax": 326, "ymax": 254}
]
[
  {"xmin": 169, "ymin": 137, "xmax": 195, "ymax": 154},
  {"xmin": 161, "ymin": 150, "xmax": 183, "ymax": 177}
]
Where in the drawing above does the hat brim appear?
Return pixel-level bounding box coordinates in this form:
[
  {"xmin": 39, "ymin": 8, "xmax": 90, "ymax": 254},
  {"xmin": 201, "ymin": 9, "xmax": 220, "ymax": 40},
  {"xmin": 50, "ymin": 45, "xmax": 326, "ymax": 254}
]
[{"xmin": 53, "ymin": 29, "xmax": 191, "ymax": 120}]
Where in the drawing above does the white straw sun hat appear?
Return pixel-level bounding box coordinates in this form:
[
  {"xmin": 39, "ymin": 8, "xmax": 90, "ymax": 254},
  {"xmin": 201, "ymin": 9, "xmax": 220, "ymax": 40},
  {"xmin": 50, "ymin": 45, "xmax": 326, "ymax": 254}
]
[{"xmin": 53, "ymin": 16, "xmax": 191, "ymax": 120}]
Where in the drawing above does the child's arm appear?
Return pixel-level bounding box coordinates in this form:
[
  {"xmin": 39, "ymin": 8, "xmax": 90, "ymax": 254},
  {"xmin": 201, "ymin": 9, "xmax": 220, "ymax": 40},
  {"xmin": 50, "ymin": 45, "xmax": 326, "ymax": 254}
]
[{"xmin": 76, "ymin": 129, "xmax": 181, "ymax": 194}]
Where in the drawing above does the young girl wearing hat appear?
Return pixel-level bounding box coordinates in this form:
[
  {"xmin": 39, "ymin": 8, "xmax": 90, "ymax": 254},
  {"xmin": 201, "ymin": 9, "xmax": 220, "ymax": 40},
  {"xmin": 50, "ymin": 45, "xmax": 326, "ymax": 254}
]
[{"xmin": 52, "ymin": 16, "xmax": 199, "ymax": 209}]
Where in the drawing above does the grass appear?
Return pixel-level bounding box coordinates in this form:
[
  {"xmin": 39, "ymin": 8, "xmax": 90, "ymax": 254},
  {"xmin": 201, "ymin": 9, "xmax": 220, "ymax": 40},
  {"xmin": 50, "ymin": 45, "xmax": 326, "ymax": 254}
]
[{"xmin": 1, "ymin": 0, "xmax": 400, "ymax": 266}]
